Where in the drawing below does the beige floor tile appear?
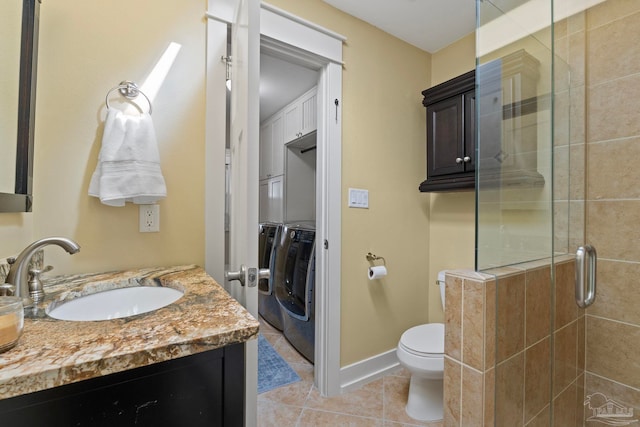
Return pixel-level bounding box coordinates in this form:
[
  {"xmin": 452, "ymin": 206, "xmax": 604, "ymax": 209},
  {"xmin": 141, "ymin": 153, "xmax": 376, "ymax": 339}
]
[
  {"xmin": 297, "ymin": 408, "xmax": 383, "ymax": 426},
  {"xmin": 274, "ymin": 335, "xmax": 314, "ymax": 366},
  {"xmin": 257, "ymin": 401, "xmax": 303, "ymax": 427},
  {"xmin": 259, "ymin": 316, "xmax": 281, "ymax": 334},
  {"xmin": 258, "ymin": 320, "xmax": 449, "ymax": 426},
  {"xmin": 384, "ymin": 421, "xmax": 443, "ymax": 427},
  {"xmin": 262, "ymin": 331, "xmax": 281, "ymax": 347},
  {"xmin": 383, "ymin": 375, "xmax": 438, "ymax": 426},
  {"xmin": 306, "ymin": 378, "xmax": 384, "ymax": 419},
  {"xmin": 388, "ymin": 366, "xmax": 411, "ymax": 378},
  {"xmin": 258, "ymin": 362, "xmax": 314, "ymax": 407}
]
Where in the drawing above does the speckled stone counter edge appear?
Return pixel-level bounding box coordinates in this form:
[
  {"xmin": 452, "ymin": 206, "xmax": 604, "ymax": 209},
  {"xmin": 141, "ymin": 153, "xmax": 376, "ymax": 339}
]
[{"xmin": 0, "ymin": 265, "xmax": 259, "ymax": 399}]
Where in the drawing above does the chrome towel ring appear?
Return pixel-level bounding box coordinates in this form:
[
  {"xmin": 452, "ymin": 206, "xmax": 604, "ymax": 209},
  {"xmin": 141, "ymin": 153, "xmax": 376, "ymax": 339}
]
[{"xmin": 105, "ymin": 80, "xmax": 152, "ymax": 114}]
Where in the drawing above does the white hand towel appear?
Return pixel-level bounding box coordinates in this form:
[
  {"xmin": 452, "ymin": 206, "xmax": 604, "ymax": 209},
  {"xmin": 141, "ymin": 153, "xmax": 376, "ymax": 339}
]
[{"xmin": 89, "ymin": 109, "xmax": 167, "ymax": 207}]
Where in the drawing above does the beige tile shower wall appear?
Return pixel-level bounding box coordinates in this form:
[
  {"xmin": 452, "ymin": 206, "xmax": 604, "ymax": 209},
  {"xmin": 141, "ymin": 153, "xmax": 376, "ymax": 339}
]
[
  {"xmin": 443, "ymin": 270, "xmax": 495, "ymax": 426},
  {"xmin": 443, "ymin": 258, "xmax": 583, "ymax": 427},
  {"xmin": 584, "ymin": 0, "xmax": 640, "ymax": 415}
]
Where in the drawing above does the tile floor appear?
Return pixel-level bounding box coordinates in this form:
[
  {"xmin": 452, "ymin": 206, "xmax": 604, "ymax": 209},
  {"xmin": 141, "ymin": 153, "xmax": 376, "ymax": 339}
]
[{"xmin": 257, "ymin": 317, "xmax": 443, "ymax": 427}]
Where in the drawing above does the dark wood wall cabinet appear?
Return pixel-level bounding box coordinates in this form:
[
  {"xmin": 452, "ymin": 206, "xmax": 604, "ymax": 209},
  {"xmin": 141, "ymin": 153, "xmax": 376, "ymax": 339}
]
[
  {"xmin": 420, "ymin": 70, "xmax": 476, "ymax": 192},
  {"xmin": 419, "ymin": 49, "xmax": 545, "ymax": 193}
]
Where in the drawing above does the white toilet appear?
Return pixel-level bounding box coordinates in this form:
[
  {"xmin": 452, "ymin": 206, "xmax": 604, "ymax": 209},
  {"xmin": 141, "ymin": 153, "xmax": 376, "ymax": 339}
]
[{"xmin": 396, "ymin": 270, "xmax": 446, "ymax": 421}]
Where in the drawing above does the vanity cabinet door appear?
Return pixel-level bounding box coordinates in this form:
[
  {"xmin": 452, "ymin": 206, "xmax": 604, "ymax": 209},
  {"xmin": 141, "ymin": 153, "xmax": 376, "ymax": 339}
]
[{"xmin": 0, "ymin": 344, "xmax": 245, "ymax": 427}]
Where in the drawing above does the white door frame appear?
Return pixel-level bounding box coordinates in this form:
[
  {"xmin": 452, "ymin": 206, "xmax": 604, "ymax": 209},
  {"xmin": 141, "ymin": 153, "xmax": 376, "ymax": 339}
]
[{"xmin": 205, "ymin": 1, "xmax": 344, "ymax": 397}]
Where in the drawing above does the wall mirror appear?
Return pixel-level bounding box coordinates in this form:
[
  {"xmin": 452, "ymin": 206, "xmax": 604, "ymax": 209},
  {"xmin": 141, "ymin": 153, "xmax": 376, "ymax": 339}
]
[{"xmin": 0, "ymin": 0, "xmax": 40, "ymax": 212}]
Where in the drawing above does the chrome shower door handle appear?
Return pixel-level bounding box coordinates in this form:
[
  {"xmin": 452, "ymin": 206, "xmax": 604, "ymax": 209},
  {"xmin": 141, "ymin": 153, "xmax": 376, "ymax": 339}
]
[{"xmin": 575, "ymin": 245, "xmax": 597, "ymax": 308}]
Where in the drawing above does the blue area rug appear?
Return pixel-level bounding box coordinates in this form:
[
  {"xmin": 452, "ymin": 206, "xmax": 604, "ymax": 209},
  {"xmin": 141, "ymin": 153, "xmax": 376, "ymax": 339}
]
[{"xmin": 258, "ymin": 334, "xmax": 301, "ymax": 394}]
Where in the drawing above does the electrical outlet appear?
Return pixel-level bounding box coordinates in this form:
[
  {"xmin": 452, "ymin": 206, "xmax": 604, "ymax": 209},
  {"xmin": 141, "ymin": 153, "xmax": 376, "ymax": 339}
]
[{"xmin": 139, "ymin": 204, "xmax": 160, "ymax": 232}]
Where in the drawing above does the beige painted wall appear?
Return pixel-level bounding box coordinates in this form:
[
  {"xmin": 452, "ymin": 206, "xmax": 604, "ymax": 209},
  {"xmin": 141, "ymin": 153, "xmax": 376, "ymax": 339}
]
[
  {"xmin": 267, "ymin": 0, "xmax": 432, "ymax": 366},
  {"xmin": 20, "ymin": 0, "xmax": 207, "ymax": 273},
  {"xmin": 427, "ymin": 33, "xmax": 476, "ymax": 323},
  {"xmin": 1, "ymin": 0, "xmax": 477, "ymax": 369},
  {"xmin": 431, "ymin": 33, "xmax": 476, "ymax": 86}
]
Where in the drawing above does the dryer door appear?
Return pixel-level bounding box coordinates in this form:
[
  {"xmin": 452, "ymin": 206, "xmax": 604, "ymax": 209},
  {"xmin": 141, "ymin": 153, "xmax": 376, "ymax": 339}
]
[
  {"xmin": 258, "ymin": 224, "xmax": 280, "ymax": 295},
  {"xmin": 275, "ymin": 228, "xmax": 315, "ymax": 321}
]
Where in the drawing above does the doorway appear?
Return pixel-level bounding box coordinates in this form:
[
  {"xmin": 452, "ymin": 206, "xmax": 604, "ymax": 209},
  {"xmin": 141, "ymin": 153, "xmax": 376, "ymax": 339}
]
[{"xmin": 205, "ymin": 2, "xmax": 345, "ymax": 397}]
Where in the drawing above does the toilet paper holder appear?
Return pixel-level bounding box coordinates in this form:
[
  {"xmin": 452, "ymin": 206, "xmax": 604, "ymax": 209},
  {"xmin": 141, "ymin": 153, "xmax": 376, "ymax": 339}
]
[{"xmin": 366, "ymin": 252, "xmax": 386, "ymax": 265}]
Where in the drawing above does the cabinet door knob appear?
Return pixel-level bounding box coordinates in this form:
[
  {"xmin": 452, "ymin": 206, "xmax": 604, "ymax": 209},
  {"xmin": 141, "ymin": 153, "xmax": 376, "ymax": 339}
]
[
  {"xmin": 456, "ymin": 157, "xmax": 463, "ymax": 164},
  {"xmin": 463, "ymin": 156, "xmax": 471, "ymax": 163}
]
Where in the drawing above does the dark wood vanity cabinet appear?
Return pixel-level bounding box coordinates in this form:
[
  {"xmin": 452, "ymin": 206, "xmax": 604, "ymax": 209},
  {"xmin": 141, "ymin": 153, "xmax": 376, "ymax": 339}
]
[
  {"xmin": 0, "ymin": 343, "xmax": 245, "ymax": 427},
  {"xmin": 420, "ymin": 70, "xmax": 476, "ymax": 192}
]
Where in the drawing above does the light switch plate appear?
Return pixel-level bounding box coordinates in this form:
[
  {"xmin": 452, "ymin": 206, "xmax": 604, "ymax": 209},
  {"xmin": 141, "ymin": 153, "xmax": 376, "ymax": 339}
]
[{"xmin": 348, "ymin": 188, "xmax": 369, "ymax": 209}]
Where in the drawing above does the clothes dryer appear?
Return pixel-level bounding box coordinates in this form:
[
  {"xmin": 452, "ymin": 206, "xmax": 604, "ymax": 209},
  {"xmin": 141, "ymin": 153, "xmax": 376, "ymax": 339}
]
[
  {"xmin": 258, "ymin": 222, "xmax": 283, "ymax": 330},
  {"xmin": 274, "ymin": 222, "xmax": 316, "ymax": 363}
]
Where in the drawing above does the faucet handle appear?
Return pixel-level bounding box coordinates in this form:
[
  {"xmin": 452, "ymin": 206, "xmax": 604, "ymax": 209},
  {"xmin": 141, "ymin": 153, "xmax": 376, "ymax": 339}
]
[
  {"xmin": 28, "ymin": 265, "xmax": 53, "ymax": 303},
  {"xmin": 30, "ymin": 265, "xmax": 53, "ymax": 275},
  {"xmin": 0, "ymin": 283, "xmax": 15, "ymax": 296}
]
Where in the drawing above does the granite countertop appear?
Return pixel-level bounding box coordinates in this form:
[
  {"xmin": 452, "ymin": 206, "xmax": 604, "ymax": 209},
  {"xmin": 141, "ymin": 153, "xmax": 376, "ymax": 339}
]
[{"xmin": 0, "ymin": 265, "xmax": 259, "ymax": 400}]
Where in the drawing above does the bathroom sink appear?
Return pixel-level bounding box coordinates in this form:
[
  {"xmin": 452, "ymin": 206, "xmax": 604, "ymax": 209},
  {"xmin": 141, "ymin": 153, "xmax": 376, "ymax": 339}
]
[{"xmin": 46, "ymin": 286, "xmax": 184, "ymax": 321}]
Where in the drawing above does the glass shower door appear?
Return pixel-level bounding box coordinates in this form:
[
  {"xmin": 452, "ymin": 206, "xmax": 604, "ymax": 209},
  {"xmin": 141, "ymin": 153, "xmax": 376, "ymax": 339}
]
[{"xmin": 475, "ymin": 0, "xmax": 590, "ymax": 425}]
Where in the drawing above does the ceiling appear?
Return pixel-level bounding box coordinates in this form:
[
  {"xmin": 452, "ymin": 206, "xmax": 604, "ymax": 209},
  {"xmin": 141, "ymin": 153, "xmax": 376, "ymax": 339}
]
[
  {"xmin": 260, "ymin": 1, "xmax": 476, "ymax": 121},
  {"xmin": 323, "ymin": 0, "xmax": 476, "ymax": 54},
  {"xmin": 259, "ymin": 53, "xmax": 318, "ymax": 121}
]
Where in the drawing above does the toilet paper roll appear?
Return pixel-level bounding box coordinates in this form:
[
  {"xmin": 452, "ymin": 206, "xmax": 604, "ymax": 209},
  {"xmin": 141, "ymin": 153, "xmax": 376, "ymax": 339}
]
[{"xmin": 368, "ymin": 265, "xmax": 387, "ymax": 280}]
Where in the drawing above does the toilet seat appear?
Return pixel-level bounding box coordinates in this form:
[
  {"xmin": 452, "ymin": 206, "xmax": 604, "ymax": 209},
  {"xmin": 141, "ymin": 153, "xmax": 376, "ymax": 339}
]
[{"xmin": 399, "ymin": 323, "xmax": 444, "ymax": 357}]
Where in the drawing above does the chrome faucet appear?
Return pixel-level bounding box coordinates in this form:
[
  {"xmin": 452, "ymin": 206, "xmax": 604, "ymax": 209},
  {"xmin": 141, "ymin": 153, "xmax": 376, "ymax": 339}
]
[{"xmin": 6, "ymin": 237, "xmax": 81, "ymax": 306}]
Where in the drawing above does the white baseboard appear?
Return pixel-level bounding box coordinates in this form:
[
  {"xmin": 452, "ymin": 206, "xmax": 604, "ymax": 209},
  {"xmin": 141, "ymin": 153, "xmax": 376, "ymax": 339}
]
[{"xmin": 339, "ymin": 348, "xmax": 401, "ymax": 394}]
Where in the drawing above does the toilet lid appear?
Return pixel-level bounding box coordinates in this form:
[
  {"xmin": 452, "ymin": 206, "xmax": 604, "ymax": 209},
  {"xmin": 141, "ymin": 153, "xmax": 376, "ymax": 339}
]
[{"xmin": 400, "ymin": 323, "xmax": 444, "ymax": 356}]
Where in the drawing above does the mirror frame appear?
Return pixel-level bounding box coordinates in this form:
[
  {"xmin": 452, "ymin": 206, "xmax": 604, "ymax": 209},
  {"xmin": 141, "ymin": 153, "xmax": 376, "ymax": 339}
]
[{"xmin": 1, "ymin": 0, "xmax": 40, "ymax": 213}]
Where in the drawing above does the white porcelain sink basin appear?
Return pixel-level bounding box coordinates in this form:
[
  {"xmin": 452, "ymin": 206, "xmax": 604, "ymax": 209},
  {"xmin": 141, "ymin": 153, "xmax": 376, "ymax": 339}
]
[{"xmin": 46, "ymin": 286, "xmax": 184, "ymax": 321}]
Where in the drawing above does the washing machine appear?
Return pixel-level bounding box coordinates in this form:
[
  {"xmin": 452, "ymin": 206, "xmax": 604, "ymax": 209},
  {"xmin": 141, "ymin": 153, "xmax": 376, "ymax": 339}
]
[
  {"xmin": 274, "ymin": 222, "xmax": 316, "ymax": 363},
  {"xmin": 258, "ymin": 222, "xmax": 284, "ymax": 330}
]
